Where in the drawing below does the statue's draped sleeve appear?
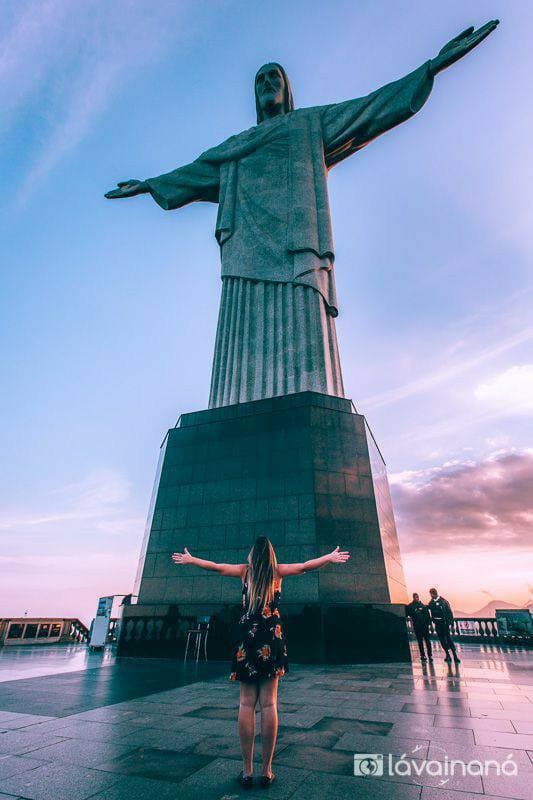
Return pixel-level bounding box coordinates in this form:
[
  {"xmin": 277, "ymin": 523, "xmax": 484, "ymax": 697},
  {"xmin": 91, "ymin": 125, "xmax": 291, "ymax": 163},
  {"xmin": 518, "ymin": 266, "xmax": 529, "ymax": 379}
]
[
  {"xmin": 144, "ymin": 159, "xmax": 220, "ymax": 211},
  {"xmin": 321, "ymin": 61, "xmax": 434, "ymax": 167}
]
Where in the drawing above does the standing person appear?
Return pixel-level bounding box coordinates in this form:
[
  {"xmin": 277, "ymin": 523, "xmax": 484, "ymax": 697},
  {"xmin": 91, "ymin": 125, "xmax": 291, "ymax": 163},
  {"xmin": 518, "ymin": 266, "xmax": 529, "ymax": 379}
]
[
  {"xmin": 406, "ymin": 593, "xmax": 433, "ymax": 663},
  {"xmin": 172, "ymin": 536, "xmax": 350, "ymax": 788},
  {"xmin": 428, "ymin": 588, "xmax": 461, "ymax": 663}
]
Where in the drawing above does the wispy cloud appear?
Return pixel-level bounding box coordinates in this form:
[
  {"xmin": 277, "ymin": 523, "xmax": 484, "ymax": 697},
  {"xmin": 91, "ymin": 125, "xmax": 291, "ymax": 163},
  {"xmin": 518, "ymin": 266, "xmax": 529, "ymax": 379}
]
[
  {"xmin": 0, "ymin": 1, "xmax": 197, "ymax": 202},
  {"xmin": 0, "ymin": 468, "xmax": 144, "ymax": 621},
  {"xmin": 0, "ymin": 0, "xmax": 71, "ymax": 132},
  {"xmin": 0, "ymin": 469, "xmax": 143, "ymax": 536},
  {"xmin": 362, "ymin": 326, "xmax": 533, "ymax": 411},
  {"xmin": 356, "ymin": 284, "xmax": 533, "ymax": 430},
  {"xmin": 0, "ymin": 552, "xmax": 118, "ymax": 569},
  {"xmin": 0, "ymin": 551, "xmax": 140, "ymax": 624},
  {"xmin": 475, "ymin": 364, "xmax": 533, "ymax": 415}
]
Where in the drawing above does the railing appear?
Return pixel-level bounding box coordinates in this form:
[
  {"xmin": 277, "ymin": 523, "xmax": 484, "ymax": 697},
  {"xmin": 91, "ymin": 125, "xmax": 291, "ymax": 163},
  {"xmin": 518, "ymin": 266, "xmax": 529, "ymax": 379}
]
[
  {"xmin": 117, "ymin": 608, "xmax": 241, "ymax": 659},
  {"xmin": 407, "ymin": 617, "xmax": 500, "ymax": 643},
  {"xmin": 107, "ymin": 618, "xmax": 119, "ymax": 643},
  {"xmin": 120, "ymin": 612, "xmax": 530, "ymax": 659},
  {"xmin": 408, "ymin": 616, "xmax": 533, "ymax": 645},
  {"xmin": 69, "ymin": 619, "xmax": 89, "ymax": 643},
  {"xmin": 452, "ymin": 617, "xmax": 500, "ymax": 641}
]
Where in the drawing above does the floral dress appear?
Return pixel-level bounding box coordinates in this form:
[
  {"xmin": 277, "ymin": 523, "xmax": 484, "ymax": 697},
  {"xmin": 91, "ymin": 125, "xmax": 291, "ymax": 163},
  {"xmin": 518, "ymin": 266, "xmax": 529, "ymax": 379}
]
[{"xmin": 229, "ymin": 569, "xmax": 289, "ymax": 683}]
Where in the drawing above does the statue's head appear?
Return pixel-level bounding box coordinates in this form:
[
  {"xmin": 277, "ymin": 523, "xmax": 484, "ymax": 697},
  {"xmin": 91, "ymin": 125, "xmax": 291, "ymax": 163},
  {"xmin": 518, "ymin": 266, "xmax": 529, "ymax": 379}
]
[{"xmin": 255, "ymin": 62, "xmax": 294, "ymax": 123}]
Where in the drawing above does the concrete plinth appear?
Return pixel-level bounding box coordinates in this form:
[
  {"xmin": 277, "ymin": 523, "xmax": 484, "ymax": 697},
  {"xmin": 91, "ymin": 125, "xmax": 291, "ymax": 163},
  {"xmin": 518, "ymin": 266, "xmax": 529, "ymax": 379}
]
[{"xmin": 120, "ymin": 391, "xmax": 410, "ymax": 663}]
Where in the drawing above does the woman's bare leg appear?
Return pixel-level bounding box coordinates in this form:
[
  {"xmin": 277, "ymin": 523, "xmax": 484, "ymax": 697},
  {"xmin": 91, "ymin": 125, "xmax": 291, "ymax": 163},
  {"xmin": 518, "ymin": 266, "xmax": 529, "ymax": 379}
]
[
  {"xmin": 238, "ymin": 680, "xmax": 259, "ymax": 776},
  {"xmin": 258, "ymin": 676, "xmax": 279, "ymax": 777}
]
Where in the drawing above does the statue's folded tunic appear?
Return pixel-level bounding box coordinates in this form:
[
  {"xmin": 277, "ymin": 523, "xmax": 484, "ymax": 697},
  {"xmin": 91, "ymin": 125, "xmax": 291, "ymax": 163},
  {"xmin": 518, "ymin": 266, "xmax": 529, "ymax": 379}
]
[{"xmin": 209, "ymin": 277, "xmax": 344, "ymax": 408}]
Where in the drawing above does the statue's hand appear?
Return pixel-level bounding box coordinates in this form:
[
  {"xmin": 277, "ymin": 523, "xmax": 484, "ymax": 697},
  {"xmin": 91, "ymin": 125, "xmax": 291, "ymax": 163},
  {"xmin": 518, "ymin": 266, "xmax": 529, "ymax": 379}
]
[
  {"xmin": 430, "ymin": 19, "xmax": 499, "ymax": 76},
  {"xmin": 104, "ymin": 179, "xmax": 148, "ymax": 199}
]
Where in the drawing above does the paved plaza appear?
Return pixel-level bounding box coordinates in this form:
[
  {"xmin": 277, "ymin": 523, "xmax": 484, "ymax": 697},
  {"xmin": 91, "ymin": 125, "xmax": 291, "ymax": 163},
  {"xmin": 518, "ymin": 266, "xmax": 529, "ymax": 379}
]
[{"xmin": 0, "ymin": 642, "xmax": 532, "ymax": 799}]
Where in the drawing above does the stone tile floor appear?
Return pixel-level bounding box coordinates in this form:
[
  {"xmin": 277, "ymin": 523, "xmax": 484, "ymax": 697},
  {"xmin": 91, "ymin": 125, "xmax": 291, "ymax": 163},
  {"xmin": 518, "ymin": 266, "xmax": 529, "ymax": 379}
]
[
  {"xmin": 0, "ymin": 641, "xmax": 531, "ymax": 799},
  {"xmin": 0, "ymin": 645, "xmax": 118, "ymax": 684}
]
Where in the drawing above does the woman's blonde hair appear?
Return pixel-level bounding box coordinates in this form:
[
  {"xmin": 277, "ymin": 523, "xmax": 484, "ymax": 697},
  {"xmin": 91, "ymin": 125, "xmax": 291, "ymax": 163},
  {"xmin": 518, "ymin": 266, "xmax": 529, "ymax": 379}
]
[{"xmin": 245, "ymin": 536, "xmax": 278, "ymax": 614}]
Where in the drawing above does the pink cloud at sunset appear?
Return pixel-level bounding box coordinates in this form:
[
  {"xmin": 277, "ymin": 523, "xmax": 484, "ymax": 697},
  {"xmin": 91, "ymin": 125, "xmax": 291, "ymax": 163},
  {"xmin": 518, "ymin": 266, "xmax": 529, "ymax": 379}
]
[{"xmin": 391, "ymin": 451, "xmax": 533, "ymax": 613}]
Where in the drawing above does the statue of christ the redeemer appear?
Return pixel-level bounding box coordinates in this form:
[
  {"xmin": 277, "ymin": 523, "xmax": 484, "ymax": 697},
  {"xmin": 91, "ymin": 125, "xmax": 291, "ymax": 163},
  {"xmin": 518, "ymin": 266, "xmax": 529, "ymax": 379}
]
[{"xmin": 106, "ymin": 21, "xmax": 498, "ymax": 409}]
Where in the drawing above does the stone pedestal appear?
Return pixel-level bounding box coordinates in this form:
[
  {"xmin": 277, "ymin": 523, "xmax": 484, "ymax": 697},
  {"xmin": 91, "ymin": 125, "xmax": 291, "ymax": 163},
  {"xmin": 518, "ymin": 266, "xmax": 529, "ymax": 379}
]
[{"xmin": 119, "ymin": 392, "xmax": 410, "ymax": 663}]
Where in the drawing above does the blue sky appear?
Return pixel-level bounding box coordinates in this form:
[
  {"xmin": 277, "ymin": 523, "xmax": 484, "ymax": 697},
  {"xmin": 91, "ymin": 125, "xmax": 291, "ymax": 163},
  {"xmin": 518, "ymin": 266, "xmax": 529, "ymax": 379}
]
[{"xmin": 1, "ymin": 0, "xmax": 532, "ymax": 624}]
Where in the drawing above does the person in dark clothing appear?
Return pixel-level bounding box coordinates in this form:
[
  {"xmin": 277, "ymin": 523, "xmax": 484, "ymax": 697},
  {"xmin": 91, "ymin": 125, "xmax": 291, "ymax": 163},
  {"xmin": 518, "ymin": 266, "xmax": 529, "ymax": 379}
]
[
  {"xmin": 428, "ymin": 588, "xmax": 460, "ymax": 663},
  {"xmin": 406, "ymin": 593, "xmax": 433, "ymax": 662}
]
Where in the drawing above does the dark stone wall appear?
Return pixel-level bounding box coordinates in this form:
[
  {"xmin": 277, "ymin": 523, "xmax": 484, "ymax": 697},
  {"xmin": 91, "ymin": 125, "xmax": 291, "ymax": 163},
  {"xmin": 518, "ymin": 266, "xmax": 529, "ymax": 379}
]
[
  {"xmin": 127, "ymin": 392, "xmax": 409, "ymax": 662},
  {"xmin": 119, "ymin": 601, "xmax": 410, "ymax": 664}
]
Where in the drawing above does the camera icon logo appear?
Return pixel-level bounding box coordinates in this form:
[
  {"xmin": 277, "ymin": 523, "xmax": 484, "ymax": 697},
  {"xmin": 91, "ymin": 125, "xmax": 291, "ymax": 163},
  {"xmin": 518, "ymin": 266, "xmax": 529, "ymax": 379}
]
[{"xmin": 353, "ymin": 753, "xmax": 384, "ymax": 777}]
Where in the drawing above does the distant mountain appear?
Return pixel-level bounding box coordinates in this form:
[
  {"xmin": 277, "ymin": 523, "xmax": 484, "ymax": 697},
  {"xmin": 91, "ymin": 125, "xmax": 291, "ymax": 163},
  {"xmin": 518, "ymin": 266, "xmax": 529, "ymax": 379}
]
[{"xmin": 455, "ymin": 600, "xmax": 533, "ymax": 618}]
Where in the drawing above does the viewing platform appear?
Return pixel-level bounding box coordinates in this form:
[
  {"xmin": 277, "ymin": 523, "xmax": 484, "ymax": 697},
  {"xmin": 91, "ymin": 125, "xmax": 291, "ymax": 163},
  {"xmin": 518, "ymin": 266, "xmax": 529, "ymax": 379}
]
[{"xmin": 0, "ymin": 641, "xmax": 531, "ymax": 799}]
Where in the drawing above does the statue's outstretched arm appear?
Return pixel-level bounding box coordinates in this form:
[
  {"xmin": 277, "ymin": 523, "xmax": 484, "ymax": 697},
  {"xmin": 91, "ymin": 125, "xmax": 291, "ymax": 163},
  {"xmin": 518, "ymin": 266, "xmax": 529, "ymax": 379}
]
[
  {"xmin": 322, "ymin": 20, "xmax": 498, "ymax": 168},
  {"xmin": 105, "ymin": 158, "xmax": 220, "ymax": 210}
]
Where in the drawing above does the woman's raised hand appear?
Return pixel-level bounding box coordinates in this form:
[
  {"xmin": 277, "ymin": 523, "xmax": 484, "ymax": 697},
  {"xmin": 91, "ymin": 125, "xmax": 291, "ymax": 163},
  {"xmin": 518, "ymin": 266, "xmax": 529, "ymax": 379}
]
[
  {"xmin": 171, "ymin": 547, "xmax": 194, "ymax": 565},
  {"xmin": 329, "ymin": 545, "xmax": 350, "ymax": 564}
]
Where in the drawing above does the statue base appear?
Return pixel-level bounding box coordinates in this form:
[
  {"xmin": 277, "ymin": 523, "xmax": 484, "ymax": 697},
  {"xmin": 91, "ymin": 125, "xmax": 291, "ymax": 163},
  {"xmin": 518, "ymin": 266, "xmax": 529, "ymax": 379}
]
[{"xmin": 119, "ymin": 391, "xmax": 410, "ymax": 663}]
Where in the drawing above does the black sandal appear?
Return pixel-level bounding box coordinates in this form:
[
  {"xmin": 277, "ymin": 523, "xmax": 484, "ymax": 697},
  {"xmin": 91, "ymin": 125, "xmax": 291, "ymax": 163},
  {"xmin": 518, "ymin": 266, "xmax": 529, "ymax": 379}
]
[
  {"xmin": 260, "ymin": 772, "xmax": 275, "ymax": 788},
  {"xmin": 238, "ymin": 770, "xmax": 254, "ymax": 789}
]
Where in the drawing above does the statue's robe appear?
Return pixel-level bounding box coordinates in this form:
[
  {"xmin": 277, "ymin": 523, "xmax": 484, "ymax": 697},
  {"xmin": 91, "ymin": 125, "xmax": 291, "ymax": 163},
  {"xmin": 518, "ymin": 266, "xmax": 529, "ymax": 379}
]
[{"xmin": 146, "ymin": 62, "xmax": 434, "ymax": 407}]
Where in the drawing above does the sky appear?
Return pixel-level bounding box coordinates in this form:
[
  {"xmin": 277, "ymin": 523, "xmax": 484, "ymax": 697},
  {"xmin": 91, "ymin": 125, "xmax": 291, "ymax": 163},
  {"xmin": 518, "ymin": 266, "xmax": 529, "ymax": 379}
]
[{"xmin": 1, "ymin": 0, "xmax": 532, "ymax": 625}]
